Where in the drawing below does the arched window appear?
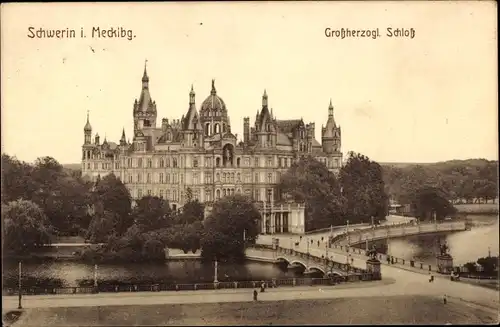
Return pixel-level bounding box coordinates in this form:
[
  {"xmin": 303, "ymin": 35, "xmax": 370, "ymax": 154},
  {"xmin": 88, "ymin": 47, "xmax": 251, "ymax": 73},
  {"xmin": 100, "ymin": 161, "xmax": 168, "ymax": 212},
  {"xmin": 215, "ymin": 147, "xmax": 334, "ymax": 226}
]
[
  {"xmin": 216, "ymin": 189, "xmax": 221, "ymax": 199},
  {"xmin": 231, "ymin": 173, "xmax": 235, "ymax": 183},
  {"xmin": 236, "ymin": 158, "xmax": 241, "ymax": 167},
  {"xmin": 216, "ymin": 173, "xmax": 220, "ymax": 182},
  {"xmin": 167, "ymin": 132, "xmax": 172, "ymax": 141},
  {"xmin": 223, "ymin": 189, "xmax": 227, "ymax": 197},
  {"xmin": 205, "ymin": 123, "xmax": 210, "ymax": 135},
  {"xmin": 160, "ymin": 159, "xmax": 164, "ymax": 168},
  {"xmin": 214, "ymin": 123, "xmax": 220, "ymax": 134},
  {"xmin": 216, "ymin": 157, "xmax": 221, "ymax": 167},
  {"xmin": 223, "ymin": 124, "xmax": 227, "ymax": 133}
]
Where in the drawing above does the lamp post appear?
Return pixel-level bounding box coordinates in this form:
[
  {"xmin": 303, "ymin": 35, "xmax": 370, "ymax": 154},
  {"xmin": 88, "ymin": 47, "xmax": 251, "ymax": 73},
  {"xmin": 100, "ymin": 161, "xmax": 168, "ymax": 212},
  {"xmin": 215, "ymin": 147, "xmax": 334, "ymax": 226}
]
[
  {"xmin": 18, "ymin": 261, "xmax": 22, "ymax": 309},
  {"xmin": 346, "ymin": 220, "xmax": 350, "ymax": 264},
  {"xmin": 214, "ymin": 258, "xmax": 218, "ymax": 283},
  {"xmin": 94, "ymin": 264, "xmax": 98, "ymax": 292}
]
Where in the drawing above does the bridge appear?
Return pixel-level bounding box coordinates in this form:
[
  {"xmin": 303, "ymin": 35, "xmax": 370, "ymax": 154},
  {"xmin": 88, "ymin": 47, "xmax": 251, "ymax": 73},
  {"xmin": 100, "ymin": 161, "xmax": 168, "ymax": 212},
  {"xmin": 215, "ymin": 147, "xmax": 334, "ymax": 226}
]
[
  {"xmin": 331, "ymin": 221, "xmax": 467, "ymax": 246},
  {"xmin": 244, "ymin": 247, "xmax": 358, "ymax": 277}
]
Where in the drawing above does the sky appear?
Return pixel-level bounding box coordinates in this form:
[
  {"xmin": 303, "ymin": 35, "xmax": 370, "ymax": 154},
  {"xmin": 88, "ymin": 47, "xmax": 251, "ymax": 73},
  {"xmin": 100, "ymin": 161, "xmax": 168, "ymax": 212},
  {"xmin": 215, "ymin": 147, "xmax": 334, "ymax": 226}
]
[{"xmin": 1, "ymin": 1, "xmax": 497, "ymax": 165}]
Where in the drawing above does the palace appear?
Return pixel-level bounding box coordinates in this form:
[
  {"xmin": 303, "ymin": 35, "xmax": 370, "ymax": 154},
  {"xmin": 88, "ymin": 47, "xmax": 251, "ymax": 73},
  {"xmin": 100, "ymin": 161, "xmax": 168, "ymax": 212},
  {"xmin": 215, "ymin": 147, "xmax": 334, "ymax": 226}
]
[{"xmin": 81, "ymin": 63, "xmax": 343, "ymax": 234}]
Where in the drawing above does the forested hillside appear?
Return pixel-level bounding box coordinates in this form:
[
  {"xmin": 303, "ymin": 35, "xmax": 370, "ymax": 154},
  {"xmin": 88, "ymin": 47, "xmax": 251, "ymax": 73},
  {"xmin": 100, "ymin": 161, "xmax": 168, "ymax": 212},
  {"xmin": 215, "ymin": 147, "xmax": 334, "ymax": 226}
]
[{"xmin": 381, "ymin": 159, "xmax": 498, "ymax": 204}]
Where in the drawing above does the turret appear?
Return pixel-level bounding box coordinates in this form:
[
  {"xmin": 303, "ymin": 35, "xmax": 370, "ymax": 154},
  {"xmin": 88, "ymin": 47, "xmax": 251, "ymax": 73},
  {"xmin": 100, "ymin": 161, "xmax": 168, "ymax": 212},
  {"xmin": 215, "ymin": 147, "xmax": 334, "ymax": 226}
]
[
  {"xmin": 243, "ymin": 117, "xmax": 250, "ymax": 143},
  {"xmin": 322, "ymin": 99, "xmax": 341, "ymax": 154},
  {"xmin": 95, "ymin": 133, "xmax": 100, "ymax": 145},
  {"xmin": 133, "ymin": 60, "xmax": 157, "ymax": 131},
  {"xmin": 83, "ymin": 110, "xmax": 92, "ymax": 145},
  {"xmin": 120, "ymin": 128, "xmax": 127, "ymax": 146}
]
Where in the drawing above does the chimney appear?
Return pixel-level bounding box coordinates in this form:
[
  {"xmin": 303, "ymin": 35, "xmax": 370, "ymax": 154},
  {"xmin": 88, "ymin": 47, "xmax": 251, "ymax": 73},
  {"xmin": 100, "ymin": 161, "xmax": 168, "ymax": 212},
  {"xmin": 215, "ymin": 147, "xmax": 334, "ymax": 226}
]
[{"xmin": 243, "ymin": 117, "xmax": 250, "ymax": 144}]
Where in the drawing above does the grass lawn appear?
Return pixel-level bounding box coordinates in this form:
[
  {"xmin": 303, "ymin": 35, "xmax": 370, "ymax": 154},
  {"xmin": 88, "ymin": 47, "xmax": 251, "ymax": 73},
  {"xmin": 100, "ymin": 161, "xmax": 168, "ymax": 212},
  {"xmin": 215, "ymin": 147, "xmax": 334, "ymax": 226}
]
[{"xmin": 14, "ymin": 295, "xmax": 497, "ymax": 326}]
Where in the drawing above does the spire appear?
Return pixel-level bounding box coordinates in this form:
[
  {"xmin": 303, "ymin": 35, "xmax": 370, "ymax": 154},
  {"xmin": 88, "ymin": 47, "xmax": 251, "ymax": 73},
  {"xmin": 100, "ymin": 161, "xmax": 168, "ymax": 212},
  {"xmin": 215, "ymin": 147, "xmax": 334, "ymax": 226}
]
[
  {"xmin": 189, "ymin": 84, "xmax": 195, "ymax": 104},
  {"xmin": 120, "ymin": 127, "xmax": 127, "ymax": 145},
  {"xmin": 142, "ymin": 59, "xmax": 149, "ymax": 88},
  {"xmin": 328, "ymin": 99, "xmax": 334, "ymax": 118},
  {"xmin": 211, "ymin": 79, "xmax": 217, "ymax": 95},
  {"xmin": 84, "ymin": 110, "xmax": 92, "ymax": 132},
  {"xmin": 262, "ymin": 89, "xmax": 268, "ymax": 107}
]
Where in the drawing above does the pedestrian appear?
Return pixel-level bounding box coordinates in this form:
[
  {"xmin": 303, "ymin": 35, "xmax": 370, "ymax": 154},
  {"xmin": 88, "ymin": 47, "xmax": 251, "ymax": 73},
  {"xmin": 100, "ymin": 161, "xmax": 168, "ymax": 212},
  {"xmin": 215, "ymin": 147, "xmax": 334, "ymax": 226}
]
[
  {"xmin": 443, "ymin": 294, "xmax": 447, "ymax": 304},
  {"xmin": 260, "ymin": 281, "xmax": 265, "ymax": 293},
  {"xmin": 351, "ymin": 257, "xmax": 354, "ymax": 265},
  {"xmin": 253, "ymin": 289, "xmax": 258, "ymax": 301},
  {"xmin": 317, "ymin": 240, "xmax": 320, "ymax": 247}
]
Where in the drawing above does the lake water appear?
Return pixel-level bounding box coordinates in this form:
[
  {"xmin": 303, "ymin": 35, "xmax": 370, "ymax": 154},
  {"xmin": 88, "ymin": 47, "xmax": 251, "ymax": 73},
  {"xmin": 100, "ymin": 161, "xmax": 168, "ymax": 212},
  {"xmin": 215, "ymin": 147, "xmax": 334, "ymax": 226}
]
[
  {"xmin": 377, "ymin": 214, "xmax": 499, "ymax": 265},
  {"xmin": 3, "ymin": 214, "xmax": 497, "ymax": 289}
]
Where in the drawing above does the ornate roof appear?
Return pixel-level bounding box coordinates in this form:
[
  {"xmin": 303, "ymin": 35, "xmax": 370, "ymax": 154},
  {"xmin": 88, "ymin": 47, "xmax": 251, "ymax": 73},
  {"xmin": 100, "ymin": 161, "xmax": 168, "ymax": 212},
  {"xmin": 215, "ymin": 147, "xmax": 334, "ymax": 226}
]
[
  {"xmin": 276, "ymin": 119, "xmax": 303, "ymax": 134},
  {"xmin": 84, "ymin": 111, "xmax": 92, "ymax": 132},
  {"xmin": 200, "ymin": 80, "xmax": 227, "ymax": 113},
  {"xmin": 322, "ymin": 100, "xmax": 337, "ymax": 139}
]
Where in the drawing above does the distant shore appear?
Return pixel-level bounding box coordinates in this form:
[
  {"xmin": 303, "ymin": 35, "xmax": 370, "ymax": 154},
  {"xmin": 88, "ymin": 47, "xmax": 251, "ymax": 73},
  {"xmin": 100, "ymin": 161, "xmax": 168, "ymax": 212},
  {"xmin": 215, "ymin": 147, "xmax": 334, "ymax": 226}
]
[{"xmin": 454, "ymin": 203, "xmax": 499, "ymax": 215}]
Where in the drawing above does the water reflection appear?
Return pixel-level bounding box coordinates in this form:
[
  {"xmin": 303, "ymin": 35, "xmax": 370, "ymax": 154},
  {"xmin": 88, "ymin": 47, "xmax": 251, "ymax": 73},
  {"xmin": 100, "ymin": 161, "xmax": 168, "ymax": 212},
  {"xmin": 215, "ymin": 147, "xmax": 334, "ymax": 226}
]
[{"xmin": 3, "ymin": 260, "xmax": 300, "ymax": 289}]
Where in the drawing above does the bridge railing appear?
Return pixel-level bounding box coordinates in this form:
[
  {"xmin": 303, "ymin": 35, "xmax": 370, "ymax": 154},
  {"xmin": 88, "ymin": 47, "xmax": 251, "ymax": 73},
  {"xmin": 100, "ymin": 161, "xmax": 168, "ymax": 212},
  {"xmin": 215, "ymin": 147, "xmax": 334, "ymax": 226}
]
[
  {"xmin": 331, "ymin": 220, "xmax": 466, "ymax": 245},
  {"xmin": 2, "ymin": 274, "xmax": 378, "ymax": 297}
]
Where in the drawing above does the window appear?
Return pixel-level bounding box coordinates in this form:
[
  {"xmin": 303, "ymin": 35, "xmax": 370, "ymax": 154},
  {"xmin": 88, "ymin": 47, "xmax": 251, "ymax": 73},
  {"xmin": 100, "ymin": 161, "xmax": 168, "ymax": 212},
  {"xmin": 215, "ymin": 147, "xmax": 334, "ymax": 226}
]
[
  {"xmin": 268, "ymin": 173, "xmax": 272, "ymax": 183},
  {"xmin": 254, "ymin": 173, "xmax": 259, "ymax": 183},
  {"xmin": 87, "ymin": 163, "xmax": 90, "ymax": 169},
  {"xmin": 205, "ymin": 173, "xmax": 212, "ymax": 184},
  {"xmin": 222, "ymin": 173, "xmax": 226, "ymax": 183},
  {"xmin": 148, "ymin": 159, "xmax": 152, "ymax": 168},
  {"xmin": 193, "ymin": 157, "xmax": 199, "ymax": 168},
  {"xmin": 166, "ymin": 173, "xmax": 170, "ymax": 183},
  {"xmin": 216, "ymin": 189, "xmax": 221, "ymax": 200},
  {"xmin": 216, "ymin": 157, "xmax": 221, "ymax": 167},
  {"xmin": 166, "ymin": 189, "xmax": 171, "ymax": 200},
  {"xmin": 138, "ymin": 189, "xmax": 143, "ymax": 198},
  {"xmin": 236, "ymin": 158, "xmax": 241, "ymax": 167},
  {"xmin": 147, "ymin": 173, "xmax": 151, "ymax": 183},
  {"xmin": 193, "ymin": 173, "xmax": 199, "ymax": 184},
  {"xmin": 223, "ymin": 189, "xmax": 227, "ymax": 197},
  {"xmin": 244, "ymin": 158, "xmax": 250, "ymax": 167},
  {"xmin": 160, "ymin": 173, "xmax": 164, "ymax": 183},
  {"xmin": 254, "ymin": 158, "xmax": 259, "ymax": 167},
  {"xmin": 159, "ymin": 189, "xmax": 164, "ymax": 199},
  {"xmin": 160, "ymin": 159, "xmax": 164, "ymax": 168},
  {"xmin": 216, "ymin": 173, "xmax": 220, "ymax": 182},
  {"xmin": 138, "ymin": 158, "xmax": 143, "ymax": 168},
  {"xmin": 147, "ymin": 189, "xmax": 152, "ymax": 196},
  {"xmin": 173, "ymin": 190, "xmax": 177, "ymax": 202},
  {"xmin": 205, "ymin": 189, "xmax": 211, "ymax": 202},
  {"xmin": 230, "ymin": 173, "xmax": 235, "ymax": 183},
  {"xmin": 129, "ymin": 175, "xmax": 133, "ymax": 183},
  {"xmin": 267, "ymin": 157, "xmax": 272, "ymax": 167},
  {"xmin": 237, "ymin": 173, "xmax": 241, "ymax": 182},
  {"xmin": 166, "ymin": 158, "xmax": 170, "ymax": 167},
  {"xmin": 94, "ymin": 163, "xmax": 98, "ymax": 169},
  {"xmin": 137, "ymin": 174, "xmax": 141, "ymax": 183},
  {"xmin": 115, "ymin": 162, "xmax": 120, "ymax": 169},
  {"xmin": 173, "ymin": 158, "xmax": 178, "ymax": 168}
]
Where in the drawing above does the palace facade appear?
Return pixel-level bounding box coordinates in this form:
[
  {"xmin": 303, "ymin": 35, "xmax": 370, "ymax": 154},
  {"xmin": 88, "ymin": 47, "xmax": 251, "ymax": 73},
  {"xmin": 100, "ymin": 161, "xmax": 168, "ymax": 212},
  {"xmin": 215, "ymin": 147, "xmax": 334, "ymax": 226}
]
[{"xmin": 81, "ymin": 64, "xmax": 343, "ymax": 234}]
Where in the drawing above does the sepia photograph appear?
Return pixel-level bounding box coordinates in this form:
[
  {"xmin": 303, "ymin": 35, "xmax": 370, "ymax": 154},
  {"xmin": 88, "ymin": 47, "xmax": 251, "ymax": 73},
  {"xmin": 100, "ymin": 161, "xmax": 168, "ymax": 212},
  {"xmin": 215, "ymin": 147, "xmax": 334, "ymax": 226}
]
[{"xmin": 1, "ymin": 1, "xmax": 498, "ymax": 326}]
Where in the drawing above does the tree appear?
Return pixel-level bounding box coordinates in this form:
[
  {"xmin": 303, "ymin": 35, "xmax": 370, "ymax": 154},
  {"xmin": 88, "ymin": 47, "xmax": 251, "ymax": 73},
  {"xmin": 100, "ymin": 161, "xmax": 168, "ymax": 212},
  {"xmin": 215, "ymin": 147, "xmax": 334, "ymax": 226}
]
[
  {"xmin": 1, "ymin": 154, "xmax": 36, "ymax": 204},
  {"xmin": 2, "ymin": 199, "xmax": 52, "ymax": 254},
  {"xmin": 85, "ymin": 210, "xmax": 118, "ymax": 243},
  {"xmin": 410, "ymin": 187, "xmax": 456, "ymax": 220},
  {"xmin": 477, "ymin": 256, "xmax": 498, "ymax": 275},
  {"xmin": 201, "ymin": 195, "xmax": 260, "ymax": 262},
  {"xmin": 279, "ymin": 156, "xmax": 345, "ymax": 230},
  {"xmin": 133, "ymin": 196, "xmax": 173, "ymax": 232},
  {"xmin": 340, "ymin": 152, "xmax": 388, "ymax": 223},
  {"xmin": 93, "ymin": 173, "xmax": 133, "ymax": 234},
  {"xmin": 176, "ymin": 197, "xmax": 205, "ymax": 225}
]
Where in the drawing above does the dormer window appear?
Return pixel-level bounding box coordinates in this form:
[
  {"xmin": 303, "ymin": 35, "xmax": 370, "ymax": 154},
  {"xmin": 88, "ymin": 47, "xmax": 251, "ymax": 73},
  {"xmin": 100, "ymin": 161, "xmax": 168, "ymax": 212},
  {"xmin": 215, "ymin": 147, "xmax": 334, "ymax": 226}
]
[{"xmin": 144, "ymin": 120, "xmax": 151, "ymax": 127}]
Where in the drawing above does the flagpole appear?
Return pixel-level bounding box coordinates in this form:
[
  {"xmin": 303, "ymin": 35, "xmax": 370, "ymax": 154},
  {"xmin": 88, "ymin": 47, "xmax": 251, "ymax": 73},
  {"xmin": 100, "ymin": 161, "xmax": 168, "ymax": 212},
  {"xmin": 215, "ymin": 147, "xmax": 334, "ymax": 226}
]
[{"xmin": 18, "ymin": 261, "xmax": 22, "ymax": 309}]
